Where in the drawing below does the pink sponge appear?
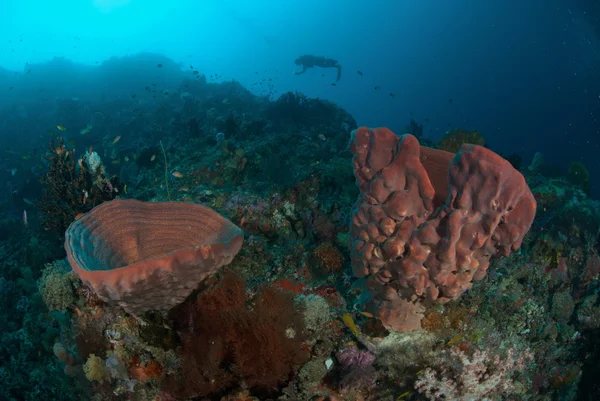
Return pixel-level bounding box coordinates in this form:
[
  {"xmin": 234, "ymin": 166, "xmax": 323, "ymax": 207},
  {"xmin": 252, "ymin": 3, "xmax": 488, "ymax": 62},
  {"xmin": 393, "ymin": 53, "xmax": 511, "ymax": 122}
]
[{"xmin": 350, "ymin": 127, "xmax": 536, "ymax": 331}]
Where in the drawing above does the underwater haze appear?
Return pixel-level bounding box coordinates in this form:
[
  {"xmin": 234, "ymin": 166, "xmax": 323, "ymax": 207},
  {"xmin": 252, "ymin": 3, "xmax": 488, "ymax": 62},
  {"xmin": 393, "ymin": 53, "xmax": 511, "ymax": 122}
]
[
  {"xmin": 4, "ymin": 1, "xmax": 600, "ymax": 401},
  {"xmin": 1, "ymin": 0, "xmax": 600, "ymax": 191}
]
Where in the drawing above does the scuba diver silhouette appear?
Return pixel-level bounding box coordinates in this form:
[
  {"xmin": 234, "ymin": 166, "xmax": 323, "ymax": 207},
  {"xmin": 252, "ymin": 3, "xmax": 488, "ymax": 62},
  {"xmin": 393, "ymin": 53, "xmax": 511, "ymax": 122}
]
[{"xmin": 294, "ymin": 55, "xmax": 342, "ymax": 82}]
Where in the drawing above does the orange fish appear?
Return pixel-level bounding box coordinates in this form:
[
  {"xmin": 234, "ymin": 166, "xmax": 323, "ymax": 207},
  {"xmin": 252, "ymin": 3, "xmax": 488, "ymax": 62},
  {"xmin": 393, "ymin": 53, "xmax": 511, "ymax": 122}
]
[{"xmin": 171, "ymin": 171, "xmax": 183, "ymax": 178}]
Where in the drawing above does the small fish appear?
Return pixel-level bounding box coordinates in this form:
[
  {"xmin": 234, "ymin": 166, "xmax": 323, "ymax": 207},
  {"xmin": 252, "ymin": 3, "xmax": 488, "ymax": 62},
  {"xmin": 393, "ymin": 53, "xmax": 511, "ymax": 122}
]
[
  {"xmin": 21, "ymin": 154, "xmax": 32, "ymax": 160},
  {"xmin": 331, "ymin": 83, "xmax": 336, "ymax": 86},
  {"xmin": 179, "ymin": 187, "xmax": 189, "ymax": 192},
  {"xmin": 222, "ymin": 98, "xmax": 231, "ymax": 104},
  {"xmin": 123, "ymin": 184, "xmax": 128, "ymax": 194},
  {"xmin": 397, "ymin": 391, "xmax": 411, "ymax": 400},
  {"xmin": 374, "ymin": 85, "xmax": 381, "ymax": 90},
  {"xmin": 341, "ymin": 313, "xmax": 360, "ymax": 337},
  {"xmin": 124, "ymin": 156, "xmax": 129, "ymax": 162},
  {"xmin": 359, "ymin": 311, "xmax": 373, "ymax": 318},
  {"xmin": 389, "ymin": 92, "xmax": 395, "ymax": 97},
  {"xmin": 172, "ymin": 171, "xmax": 183, "ymax": 178},
  {"xmin": 112, "ymin": 135, "xmax": 121, "ymax": 144},
  {"xmin": 157, "ymin": 63, "xmax": 163, "ymax": 68},
  {"xmin": 111, "ymin": 160, "xmax": 121, "ymax": 165},
  {"xmin": 151, "ymin": 155, "xmax": 156, "ymax": 161},
  {"xmin": 10, "ymin": 168, "xmax": 17, "ymax": 176},
  {"xmin": 22, "ymin": 210, "xmax": 28, "ymax": 227},
  {"xmin": 23, "ymin": 198, "xmax": 34, "ymax": 205},
  {"xmin": 357, "ymin": 70, "xmax": 363, "ymax": 76},
  {"xmin": 57, "ymin": 124, "xmax": 66, "ymax": 131},
  {"xmin": 447, "ymin": 335, "xmax": 463, "ymax": 346}
]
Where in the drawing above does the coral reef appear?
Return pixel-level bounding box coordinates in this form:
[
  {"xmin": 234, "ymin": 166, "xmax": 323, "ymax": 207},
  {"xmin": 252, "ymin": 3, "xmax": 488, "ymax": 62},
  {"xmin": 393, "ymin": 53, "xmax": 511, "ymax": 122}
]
[
  {"xmin": 4, "ymin": 54, "xmax": 600, "ymax": 401},
  {"xmin": 415, "ymin": 347, "xmax": 532, "ymax": 400}
]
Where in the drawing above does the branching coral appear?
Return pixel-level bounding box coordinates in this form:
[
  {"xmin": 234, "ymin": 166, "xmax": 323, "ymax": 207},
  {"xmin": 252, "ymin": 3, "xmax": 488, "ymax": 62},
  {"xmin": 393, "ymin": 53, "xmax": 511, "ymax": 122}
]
[{"xmin": 415, "ymin": 347, "xmax": 532, "ymax": 400}]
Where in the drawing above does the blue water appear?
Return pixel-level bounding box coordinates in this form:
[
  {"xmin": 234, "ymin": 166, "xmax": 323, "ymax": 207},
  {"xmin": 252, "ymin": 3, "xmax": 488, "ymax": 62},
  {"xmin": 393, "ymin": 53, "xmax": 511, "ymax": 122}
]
[{"xmin": 1, "ymin": 0, "xmax": 599, "ymax": 193}]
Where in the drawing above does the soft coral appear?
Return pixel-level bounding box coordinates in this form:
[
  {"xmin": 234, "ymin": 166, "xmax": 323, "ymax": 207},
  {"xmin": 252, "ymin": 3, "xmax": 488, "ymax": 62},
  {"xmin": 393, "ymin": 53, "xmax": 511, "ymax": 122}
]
[{"xmin": 165, "ymin": 272, "xmax": 308, "ymax": 399}]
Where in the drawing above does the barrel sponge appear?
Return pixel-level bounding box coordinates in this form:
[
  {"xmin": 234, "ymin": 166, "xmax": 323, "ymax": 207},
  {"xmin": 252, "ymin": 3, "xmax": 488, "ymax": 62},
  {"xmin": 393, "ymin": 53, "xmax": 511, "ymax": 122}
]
[
  {"xmin": 349, "ymin": 127, "xmax": 536, "ymax": 331},
  {"xmin": 65, "ymin": 199, "xmax": 244, "ymax": 315}
]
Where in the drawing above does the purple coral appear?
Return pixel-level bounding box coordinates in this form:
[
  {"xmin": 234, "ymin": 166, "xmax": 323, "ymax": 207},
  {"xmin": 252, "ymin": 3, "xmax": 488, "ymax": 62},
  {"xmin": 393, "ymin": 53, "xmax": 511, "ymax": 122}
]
[
  {"xmin": 336, "ymin": 345, "xmax": 377, "ymax": 392},
  {"xmin": 337, "ymin": 345, "xmax": 375, "ymax": 370}
]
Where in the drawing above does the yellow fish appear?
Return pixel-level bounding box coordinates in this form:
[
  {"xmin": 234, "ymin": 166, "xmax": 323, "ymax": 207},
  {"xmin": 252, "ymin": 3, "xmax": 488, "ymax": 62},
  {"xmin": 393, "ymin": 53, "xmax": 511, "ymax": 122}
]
[
  {"xmin": 341, "ymin": 313, "xmax": 360, "ymax": 337},
  {"xmin": 57, "ymin": 124, "xmax": 66, "ymax": 131},
  {"xmin": 447, "ymin": 335, "xmax": 463, "ymax": 346},
  {"xmin": 123, "ymin": 184, "xmax": 128, "ymax": 194},
  {"xmin": 112, "ymin": 135, "xmax": 121, "ymax": 144},
  {"xmin": 397, "ymin": 391, "xmax": 411, "ymax": 400}
]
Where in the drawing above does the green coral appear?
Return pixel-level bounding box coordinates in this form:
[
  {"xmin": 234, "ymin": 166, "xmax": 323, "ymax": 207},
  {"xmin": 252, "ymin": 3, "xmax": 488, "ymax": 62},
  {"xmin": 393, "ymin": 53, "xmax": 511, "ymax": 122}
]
[
  {"xmin": 551, "ymin": 291, "xmax": 575, "ymax": 324},
  {"xmin": 38, "ymin": 260, "xmax": 76, "ymax": 311},
  {"xmin": 298, "ymin": 359, "xmax": 328, "ymax": 386}
]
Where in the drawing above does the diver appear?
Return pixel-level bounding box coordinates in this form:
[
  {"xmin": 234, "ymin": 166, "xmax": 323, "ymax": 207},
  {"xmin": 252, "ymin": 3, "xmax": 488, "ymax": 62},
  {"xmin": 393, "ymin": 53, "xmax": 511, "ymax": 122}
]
[{"xmin": 294, "ymin": 55, "xmax": 342, "ymax": 82}]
